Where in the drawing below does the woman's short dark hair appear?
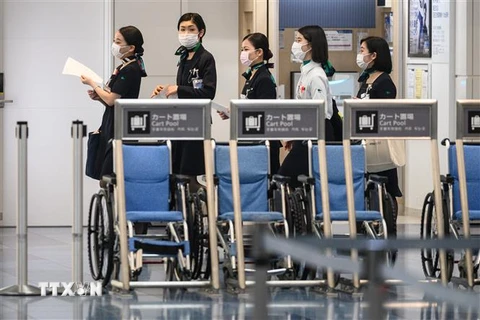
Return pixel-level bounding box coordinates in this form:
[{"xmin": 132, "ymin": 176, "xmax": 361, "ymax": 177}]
[
  {"xmin": 119, "ymin": 26, "xmax": 144, "ymax": 56},
  {"xmin": 177, "ymin": 13, "xmax": 206, "ymax": 41},
  {"xmin": 297, "ymin": 25, "xmax": 328, "ymax": 64},
  {"xmin": 242, "ymin": 33, "xmax": 273, "ymax": 61},
  {"xmin": 361, "ymin": 36, "xmax": 392, "ymax": 73}
]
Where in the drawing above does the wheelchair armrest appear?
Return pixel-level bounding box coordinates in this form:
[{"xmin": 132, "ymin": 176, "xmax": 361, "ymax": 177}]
[
  {"xmin": 440, "ymin": 174, "xmax": 454, "ymax": 184},
  {"xmin": 298, "ymin": 174, "xmax": 315, "ymax": 185},
  {"xmin": 172, "ymin": 174, "xmax": 191, "ymax": 184},
  {"xmin": 101, "ymin": 173, "xmax": 116, "ymax": 186},
  {"xmin": 368, "ymin": 174, "xmax": 388, "ymax": 185},
  {"xmin": 272, "ymin": 174, "xmax": 291, "ymax": 184},
  {"xmin": 441, "ymin": 138, "xmax": 451, "ymax": 146}
]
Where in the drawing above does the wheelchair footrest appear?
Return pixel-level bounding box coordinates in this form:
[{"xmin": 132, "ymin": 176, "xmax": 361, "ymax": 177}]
[{"xmin": 129, "ymin": 237, "xmax": 190, "ymax": 257}]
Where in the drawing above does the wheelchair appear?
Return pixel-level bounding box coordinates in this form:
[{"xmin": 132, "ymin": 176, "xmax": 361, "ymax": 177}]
[
  {"xmin": 420, "ymin": 139, "xmax": 480, "ymax": 282},
  {"xmin": 207, "ymin": 141, "xmax": 294, "ymax": 288},
  {"xmin": 87, "ymin": 141, "xmax": 208, "ymax": 287},
  {"xmin": 289, "ymin": 141, "xmax": 397, "ymax": 283}
]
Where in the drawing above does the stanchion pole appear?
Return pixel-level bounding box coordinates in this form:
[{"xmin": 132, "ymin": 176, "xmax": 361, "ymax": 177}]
[
  {"xmin": 342, "ymin": 138, "xmax": 359, "ymax": 289},
  {"xmin": 431, "ymin": 139, "xmax": 448, "ymax": 285},
  {"xmin": 230, "ymin": 140, "xmax": 246, "ymax": 290},
  {"xmin": 253, "ymin": 226, "xmax": 269, "ymax": 320},
  {"xmin": 204, "ymin": 139, "xmax": 219, "ymax": 290},
  {"xmin": 456, "ymin": 139, "xmax": 474, "ymax": 288},
  {"xmin": 72, "ymin": 120, "xmax": 86, "ymax": 283},
  {"xmin": 0, "ymin": 122, "xmax": 40, "ymax": 295}
]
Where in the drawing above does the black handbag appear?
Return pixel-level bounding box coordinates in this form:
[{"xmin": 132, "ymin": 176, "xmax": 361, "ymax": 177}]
[
  {"xmin": 330, "ymin": 99, "xmax": 343, "ymax": 141},
  {"xmin": 86, "ymin": 131, "xmax": 102, "ymax": 180}
]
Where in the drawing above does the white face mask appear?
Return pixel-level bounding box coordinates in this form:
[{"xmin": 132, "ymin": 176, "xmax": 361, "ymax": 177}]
[
  {"xmin": 291, "ymin": 42, "xmax": 310, "ymax": 61},
  {"xmin": 356, "ymin": 53, "xmax": 372, "ymax": 70},
  {"xmin": 178, "ymin": 33, "xmax": 199, "ymax": 49},
  {"xmin": 240, "ymin": 50, "xmax": 254, "ymax": 66},
  {"xmin": 111, "ymin": 43, "xmax": 127, "ymax": 59}
]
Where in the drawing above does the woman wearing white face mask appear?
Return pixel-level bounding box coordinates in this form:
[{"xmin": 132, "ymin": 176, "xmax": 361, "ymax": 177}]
[
  {"xmin": 219, "ymin": 32, "xmax": 280, "ymax": 173},
  {"xmin": 151, "ymin": 13, "xmax": 217, "ymax": 190},
  {"xmin": 278, "ymin": 25, "xmax": 340, "ymax": 188},
  {"xmin": 356, "ymin": 36, "xmax": 403, "ymax": 245},
  {"xmin": 81, "ymin": 25, "xmax": 147, "ymax": 183}
]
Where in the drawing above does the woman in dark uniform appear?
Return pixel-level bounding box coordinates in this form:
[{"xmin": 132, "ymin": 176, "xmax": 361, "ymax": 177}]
[
  {"xmin": 151, "ymin": 13, "xmax": 216, "ymax": 190},
  {"xmin": 356, "ymin": 36, "xmax": 402, "ymax": 245},
  {"xmin": 81, "ymin": 25, "xmax": 147, "ymax": 183},
  {"xmin": 356, "ymin": 36, "xmax": 402, "ymax": 202},
  {"xmin": 219, "ymin": 32, "xmax": 280, "ymax": 173}
]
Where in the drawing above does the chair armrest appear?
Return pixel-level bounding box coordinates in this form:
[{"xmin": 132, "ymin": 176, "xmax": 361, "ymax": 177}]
[
  {"xmin": 368, "ymin": 174, "xmax": 388, "ymax": 185},
  {"xmin": 298, "ymin": 174, "xmax": 315, "ymax": 185},
  {"xmin": 172, "ymin": 174, "xmax": 191, "ymax": 184},
  {"xmin": 441, "ymin": 174, "xmax": 454, "ymax": 184},
  {"xmin": 272, "ymin": 174, "xmax": 291, "ymax": 184},
  {"xmin": 101, "ymin": 173, "xmax": 116, "ymax": 186}
]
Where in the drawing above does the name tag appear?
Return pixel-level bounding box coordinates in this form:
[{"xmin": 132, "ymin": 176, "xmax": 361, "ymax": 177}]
[{"xmin": 192, "ymin": 78, "xmax": 203, "ymax": 89}]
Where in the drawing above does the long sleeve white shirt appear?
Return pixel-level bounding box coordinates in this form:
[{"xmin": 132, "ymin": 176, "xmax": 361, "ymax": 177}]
[{"xmin": 295, "ymin": 60, "xmax": 333, "ymax": 119}]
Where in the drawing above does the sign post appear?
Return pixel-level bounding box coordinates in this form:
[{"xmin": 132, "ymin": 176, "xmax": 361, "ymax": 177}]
[{"xmin": 343, "ymin": 99, "xmax": 446, "ymax": 286}]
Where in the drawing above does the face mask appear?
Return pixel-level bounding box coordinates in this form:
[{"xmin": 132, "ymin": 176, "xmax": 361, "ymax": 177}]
[
  {"xmin": 356, "ymin": 53, "xmax": 371, "ymax": 70},
  {"xmin": 291, "ymin": 42, "xmax": 310, "ymax": 61},
  {"xmin": 178, "ymin": 33, "xmax": 199, "ymax": 49},
  {"xmin": 111, "ymin": 43, "xmax": 127, "ymax": 59},
  {"xmin": 240, "ymin": 50, "xmax": 253, "ymax": 66}
]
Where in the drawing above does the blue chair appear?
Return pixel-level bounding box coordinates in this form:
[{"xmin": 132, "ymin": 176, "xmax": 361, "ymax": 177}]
[
  {"xmin": 122, "ymin": 143, "xmax": 201, "ymax": 281},
  {"xmin": 213, "ymin": 142, "xmax": 292, "ymax": 284},
  {"xmin": 421, "ymin": 141, "xmax": 480, "ymax": 281},
  {"xmin": 289, "ymin": 142, "xmax": 394, "ymax": 281}
]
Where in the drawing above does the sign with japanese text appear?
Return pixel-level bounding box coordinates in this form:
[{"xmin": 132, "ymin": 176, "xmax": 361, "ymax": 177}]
[
  {"xmin": 351, "ymin": 106, "xmax": 432, "ymax": 138},
  {"xmin": 122, "ymin": 107, "xmax": 205, "ymax": 139},
  {"xmin": 459, "ymin": 101, "xmax": 480, "ymax": 140},
  {"xmin": 237, "ymin": 107, "xmax": 319, "ymax": 140}
]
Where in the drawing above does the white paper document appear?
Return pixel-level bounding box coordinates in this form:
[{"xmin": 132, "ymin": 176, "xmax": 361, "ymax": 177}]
[
  {"xmin": 62, "ymin": 57, "xmax": 103, "ymax": 84},
  {"xmin": 211, "ymin": 101, "xmax": 230, "ymax": 115},
  {"xmin": 153, "ymin": 87, "xmax": 178, "ymax": 99}
]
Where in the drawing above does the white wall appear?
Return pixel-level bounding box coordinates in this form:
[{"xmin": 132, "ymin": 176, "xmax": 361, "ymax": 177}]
[
  {"xmin": 0, "ymin": 0, "xmax": 4, "ymax": 223},
  {"xmin": 2, "ymin": 1, "xmax": 104, "ymax": 226},
  {"xmin": 456, "ymin": 0, "xmax": 480, "ymax": 100},
  {"xmin": 2, "ymin": 0, "xmax": 238, "ymax": 226}
]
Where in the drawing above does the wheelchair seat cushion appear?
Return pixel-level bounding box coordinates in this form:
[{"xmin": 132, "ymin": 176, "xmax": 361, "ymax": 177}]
[
  {"xmin": 127, "ymin": 211, "xmax": 183, "ymax": 222},
  {"xmin": 453, "ymin": 210, "xmax": 480, "ymax": 221},
  {"xmin": 316, "ymin": 210, "xmax": 382, "ymax": 222},
  {"xmin": 218, "ymin": 211, "xmax": 284, "ymax": 222}
]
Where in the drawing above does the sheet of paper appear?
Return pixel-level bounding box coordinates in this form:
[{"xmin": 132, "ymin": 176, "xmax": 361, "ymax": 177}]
[
  {"xmin": 62, "ymin": 57, "xmax": 103, "ymax": 84},
  {"xmin": 211, "ymin": 101, "xmax": 230, "ymax": 115},
  {"xmin": 153, "ymin": 87, "xmax": 178, "ymax": 99}
]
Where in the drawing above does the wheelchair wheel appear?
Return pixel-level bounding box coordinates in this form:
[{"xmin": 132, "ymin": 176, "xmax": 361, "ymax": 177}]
[
  {"xmin": 420, "ymin": 192, "xmax": 454, "ymax": 280},
  {"xmin": 87, "ymin": 189, "xmax": 115, "ymax": 287},
  {"xmin": 188, "ymin": 193, "xmax": 206, "ymax": 280},
  {"xmin": 88, "ymin": 193, "xmax": 103, "ymax": 281},
  {"xmin": 288, "ymin": 189, "xmax": 312, "ymax": 280},
  {"xmin": 383, "ymin": 193, "xmax": 398, "ymax": 265}
]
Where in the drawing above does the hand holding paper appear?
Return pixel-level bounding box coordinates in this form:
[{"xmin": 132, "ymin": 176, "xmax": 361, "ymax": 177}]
[
  {"xmin": 212, "ymin": 101, "xmax": 230, "ymax": 119},
  {"xmin": 62, "ymin": 57, "xmax": 103, "ymax": 84}
]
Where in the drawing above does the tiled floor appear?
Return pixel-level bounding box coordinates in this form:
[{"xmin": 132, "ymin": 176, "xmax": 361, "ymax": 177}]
[{"xmin": 1, "ymin": 217, "xmax": 479, "ymax": 319}]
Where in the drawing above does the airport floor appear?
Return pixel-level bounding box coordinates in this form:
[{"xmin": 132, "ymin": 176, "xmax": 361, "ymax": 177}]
[{"xmin": 0, "ymin": 213, "xmax": 479, "ymax": 320}]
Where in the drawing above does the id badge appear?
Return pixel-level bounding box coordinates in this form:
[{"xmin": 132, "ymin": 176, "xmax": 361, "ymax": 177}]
[{"xmin": 192, "ymin": 78, "xmax": 203, "ymax": 89}]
